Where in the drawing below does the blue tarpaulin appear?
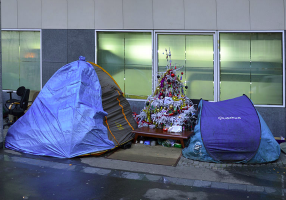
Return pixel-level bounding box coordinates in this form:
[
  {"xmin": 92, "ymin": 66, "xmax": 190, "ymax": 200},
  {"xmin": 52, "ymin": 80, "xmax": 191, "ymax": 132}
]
[
  {"xmin": 5, "ymin": 56, "xmax": 115, "ymax": 158},
  {"xmin": 183, "ymin": 95, "xmax": 280, "ymax": 163}
]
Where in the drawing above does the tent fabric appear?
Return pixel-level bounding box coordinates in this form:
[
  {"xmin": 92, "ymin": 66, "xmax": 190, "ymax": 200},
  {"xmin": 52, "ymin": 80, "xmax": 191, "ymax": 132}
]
[
  {"xmin": 201, "ymin": 96, "xmax": 261, "ymax": 162},
  {"xmin": 89, "ymin": 62, "xmax": 136, "ymax": 146},
  {"xmin": 182, "ymin": 95, "xmax": 280, "ymax": 163},
  {"xmin": 248, "ymin": 112, "xmax": 281, "ymax": 163},
  {"xmin": 5, "ymin": 56, "xmax": 137, "ymax": 158},
  {"xmin": 182, "ymin": 100, "xmax": 218, "ymax": 163}
]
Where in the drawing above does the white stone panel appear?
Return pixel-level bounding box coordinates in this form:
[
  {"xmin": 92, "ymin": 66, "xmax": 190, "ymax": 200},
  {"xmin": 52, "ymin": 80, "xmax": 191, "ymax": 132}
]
[
  {"xmin": 123, "ymin": 0, "xmax": 153, "ymax": 29},
  {"xmin": 250, "ymin": 0, "xmax": 284, "ymax": 30},
  {"xmin": 18, "ymin": 0, "xmax": 42, "ymax": 29},
  {"xmin": 95, "ymin": 0, "xmax": 123, "ymax": 29},
  {"xmin": 217, "ymin": 0, "xmax": 250, "ymax": 30},
  {"xmin": 42, "ymin": 0, "xmax": 68, "ymax": 29},
  {"xmin": 153, "ymin": 0, "xmax": 184, "ymax": 29},
  {"xmin": 68, "ymin": 0, "xmax": 95, "ymax": 29},
  {"xmin": 185, "ymin": 0, "xmax": 217, "ymax": 30},
  {"xmin": 2, "ymin": 0, "xmax": 18, "ymax": 28}
]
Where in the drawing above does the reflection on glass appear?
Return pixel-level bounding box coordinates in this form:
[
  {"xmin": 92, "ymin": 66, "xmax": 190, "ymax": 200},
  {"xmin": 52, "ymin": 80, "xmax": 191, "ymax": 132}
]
[
  {"xmin": 97, "ymin": 32, "xmax": 152, "ymax": 99},
  {"xmin": 2, "ymin": 31, "xmax": 19, "ymax": 90},
  {"xmin": 220, "ymin": 32, "xmax": 283, "ymax": 105},
  {"xmin": 186, "ymin": 35, "xmax": 214, "ymax": 101},
  {"xmin": 158, "ymin": 35, "xmax": 185, "ymax": 73},
  {"xmin": 220, "ymin": 33, "xmax": 251, "ymax": 101},
  {"xmin": 2, "ymin": 31, "xmax": 41, "ymax": 91},
  {"xmin": 19, "ymin": 31, "xmax": 41, "ymax": 90},
  {"xmin": 97, "ymin": 32, "xmax": 124, "ymax": 90},
  {"xmin": 158, "ymin": 34, "xmax": 214, "ymax": 101},
  {"xmin": 250, "ymin": 33, "xmax": 283, "ymax": 105}
]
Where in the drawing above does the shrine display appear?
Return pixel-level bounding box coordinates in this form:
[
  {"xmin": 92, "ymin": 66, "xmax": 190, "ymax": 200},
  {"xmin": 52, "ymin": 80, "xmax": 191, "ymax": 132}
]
[{"xmin": 136, "ymin": 48, "xmax": 197, "ymax": 132}]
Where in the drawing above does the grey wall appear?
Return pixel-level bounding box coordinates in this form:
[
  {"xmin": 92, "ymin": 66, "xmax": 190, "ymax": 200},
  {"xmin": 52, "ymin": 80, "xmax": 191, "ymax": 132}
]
[
  {"xmin": 256, "ymin": 107, "xmax": 286, "ymax": 138},
  {"xmin": 42, "ymin": 29, "xmax": 68, "ymax": 86},
  {"xmin": 32, "ymin": 29, "xmax": 286, "ymax": 138},
  {"xmin": 42, "ymin": 29, "xmax": 95, "ymax": 86},
  {"xmin": 1, "ymin": 0, "xmax": 286, "ymax": 141},
  {"xmin": 1, "ymin": 0, "xmax": 286, "ymax": 31}
]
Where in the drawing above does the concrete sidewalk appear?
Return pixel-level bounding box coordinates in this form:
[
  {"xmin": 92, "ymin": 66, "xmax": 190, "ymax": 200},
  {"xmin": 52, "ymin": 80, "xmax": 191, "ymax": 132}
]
[{"xmin": 1, "ymin": 145, "xmax": 286, "ymax": 198}]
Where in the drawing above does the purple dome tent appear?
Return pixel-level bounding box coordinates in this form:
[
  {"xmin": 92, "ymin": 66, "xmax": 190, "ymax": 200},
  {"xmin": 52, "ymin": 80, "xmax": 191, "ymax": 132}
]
[{"xmin": 183, "ymin": 95, "xmax": 280, "ymax": 163}]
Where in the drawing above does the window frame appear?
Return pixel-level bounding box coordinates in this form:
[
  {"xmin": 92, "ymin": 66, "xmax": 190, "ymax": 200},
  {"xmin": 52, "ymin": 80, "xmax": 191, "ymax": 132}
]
[
  {"xmin": 1, "ymin": 28, "xmax": 42, "ymax": 92},
  {"xmin": 218, "ymin": 30, "xmax": 285, "ymax": 107},
  {"xmin": 95, "ymin": 30, "xmax": 154, "ymax": 101}
]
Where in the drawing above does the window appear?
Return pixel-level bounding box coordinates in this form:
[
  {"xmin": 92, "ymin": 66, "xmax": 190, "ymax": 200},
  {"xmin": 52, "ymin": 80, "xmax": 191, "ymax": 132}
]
[
  {"xmin": 157, "ymin": 33, "xmax": 215, "ymax": 101},
  {"xmin": 219, "ymin": 32, "xmax": 283, "ymax": 105},
  {"xmin": 96, "ymin": 31, "xmax": 284, "ymax": 107},
  {"xmin": 2, "ymin": 30, "xmax": 41, "ymax": 91},
  {"xmin": 96, "ymin": 31, "xmax": 152, "ymax": 99}
]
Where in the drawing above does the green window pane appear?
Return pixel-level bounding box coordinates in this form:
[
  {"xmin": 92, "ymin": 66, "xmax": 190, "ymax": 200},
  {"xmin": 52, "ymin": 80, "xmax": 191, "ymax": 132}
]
[
  {"xmin": 19, "ymin": 31, "xmax": 41, "ymax": 91},
  {"xmin": 125, "ymin": 33, "xmax": 152, "ymax": 98},
  {"xmin": 2, "ymin": 31, "xmax": 41, "ymax": 91},
  {"xmin": 2, "ymin": 31, "xmax": 19, "ymax": 90},
  {"xmin": 158, "ymin": 35, "xmax": 185, "ymax": 72},
  {"xmin": 250, "ymin": 33, "xmax": 283, "ymax": 105},
  {"xmin": 186, "ymin": 35, "xmax": 214, "ymax": 101},
  {"xmin": 220, "ymin": 33, "xmax": 251, "ymax": 101},
  {"xmin": 97, "ymin": 32, "xmax": 152, "ymax": 99},
  {"xmin": 220, "ymin": 32, "xmax": 283, "ymax": 105},
  {"xmin": 158, "ymin": 34, "xmax": 214, "ymax": 101},
  {"xmin": 97, "ymin": 32, "xmax": 125, "ymax": 90}
]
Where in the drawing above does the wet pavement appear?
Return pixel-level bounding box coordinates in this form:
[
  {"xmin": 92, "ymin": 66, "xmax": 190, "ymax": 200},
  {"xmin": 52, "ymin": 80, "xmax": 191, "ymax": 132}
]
[
  {"xmin": 0, "ymin": 148, "xmax": 286, "ymax": 199},
  {"xmin": 1, "ymin": 159, "xmax": 279, "ymax": 200}
]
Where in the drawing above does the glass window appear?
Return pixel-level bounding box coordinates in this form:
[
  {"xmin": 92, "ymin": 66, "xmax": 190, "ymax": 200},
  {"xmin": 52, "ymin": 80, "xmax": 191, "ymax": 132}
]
[
  {"xmin": 2, "ymin": 31, "xmax": 41, "ymax": 91},
  {"xmin": 97, "ymin": 32, "xmax": 152, "ymax": 99},
  {"xmin": 157, "ymin": 34, "xmax": 214, "ymax": 101},
  {"xmin": 220, "ymin": 32, "xmax": 283, "ymax": 105}
]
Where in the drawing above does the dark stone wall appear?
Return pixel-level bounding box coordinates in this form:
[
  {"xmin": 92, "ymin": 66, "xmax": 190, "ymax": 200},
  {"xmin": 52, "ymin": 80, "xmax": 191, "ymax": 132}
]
[
  {"xmin": 256, "ymin": 107, "xmax": 286, "ymax": 137},
  {"xmin": 67, "ymin": 30, "xmax": 95, "ymax": 64},
  {"xmin": 42, "ymin": 29, "xmax": 68, "ymax": 86},
  {"xmin": 42, "ymin": 29, "xmax": 95, "ymax": 86}
]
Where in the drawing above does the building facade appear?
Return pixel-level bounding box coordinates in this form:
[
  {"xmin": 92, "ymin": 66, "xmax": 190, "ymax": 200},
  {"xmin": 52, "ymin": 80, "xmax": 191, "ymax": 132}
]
[{"xmin": 1, "ymin": 0, "xmax": 286, "ymax": 147}]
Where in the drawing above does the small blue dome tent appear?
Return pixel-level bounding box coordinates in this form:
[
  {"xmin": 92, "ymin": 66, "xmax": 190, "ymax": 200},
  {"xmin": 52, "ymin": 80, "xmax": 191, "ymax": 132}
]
[
  {"xmin": 182, "ymin": 95, "xmax": 280, "ymax": 163},
  {"xmin": 5, "ymin": 56, "xmax": 137, "ymax": 158}
]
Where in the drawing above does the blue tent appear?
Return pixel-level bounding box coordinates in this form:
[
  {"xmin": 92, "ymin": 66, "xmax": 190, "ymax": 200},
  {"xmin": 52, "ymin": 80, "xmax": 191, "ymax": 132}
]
[
  {"xmin": 5, "ymin": 56, "xmax": 136, "ymax": 158},
  {"xmin": 182, "ymin": 95, "xmax": 280, "ymax": 163}
]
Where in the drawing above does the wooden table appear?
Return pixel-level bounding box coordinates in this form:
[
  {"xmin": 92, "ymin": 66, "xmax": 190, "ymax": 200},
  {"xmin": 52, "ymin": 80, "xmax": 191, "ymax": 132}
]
[{"xmin": 132, "ymin": 127, "xmax": 194, "ymax": 148}]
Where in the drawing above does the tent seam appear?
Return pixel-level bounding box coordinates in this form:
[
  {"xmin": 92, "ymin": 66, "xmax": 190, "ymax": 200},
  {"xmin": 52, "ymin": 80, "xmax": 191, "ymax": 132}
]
[
  {"xmin": 243, "ymin": 94, "xmax": 262, "ymax": 162},
  {"xmin": 105, "ymin": 116, "xmax": 120, "ymax": 145},
  {"xmin": 116, "ymin": 90, "xmax": 134, "ymax": 131}
]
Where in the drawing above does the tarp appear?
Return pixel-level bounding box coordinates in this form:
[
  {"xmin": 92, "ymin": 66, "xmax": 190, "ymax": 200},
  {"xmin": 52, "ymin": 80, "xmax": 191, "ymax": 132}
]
[
  {"xmin": 182, "ymin": 95, "xmax": 280, "ymax": 163},
  {"xmin": 5, "ymin": 56, "xmax": 136, "ymax": 158}
]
